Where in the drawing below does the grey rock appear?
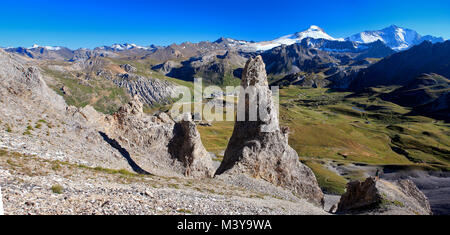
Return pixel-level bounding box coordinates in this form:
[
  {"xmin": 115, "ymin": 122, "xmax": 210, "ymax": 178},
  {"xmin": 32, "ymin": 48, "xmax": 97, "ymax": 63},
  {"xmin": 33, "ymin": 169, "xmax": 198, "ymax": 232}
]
[
  {"xmin": 153, "ymin": 60, "xmax": 182, "ymax": 75},
  {"xmin": 336, "ymin": 177, "xmax": 432, "ymax": 215},
  {"xmin": 113, "ymin": 73, "xmax": 177, "ymax": 105},
  {"xmin": 155, "ymin": 112, "xmax": 174, "ymax": 124},
  {"xmin": 102, "ymin": 96, "xmax": 213, "ymax": 178},
  {"xmin": 120, "ymin": 64, "xmax": 137, "ymax": 73},
  {"xmin": 168, "ymin": 116, "xmax": 215, "ymax": 178},
  {"xmin": 215, "ymin": 56, "xmax": 324, "ymax": 207}
]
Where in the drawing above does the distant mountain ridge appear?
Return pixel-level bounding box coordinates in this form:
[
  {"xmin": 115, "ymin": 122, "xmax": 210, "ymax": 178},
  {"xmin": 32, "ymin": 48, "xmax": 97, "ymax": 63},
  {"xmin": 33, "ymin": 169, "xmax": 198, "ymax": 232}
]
[
  {"xmin": 240, "ymin": 25, "xmax": 343, "ymax": 51},
  {"xmin": 239, "ymin": 25, "xmax": 444, "ymax": 52},
  {"xmin": 3, "ymin": 25, "xmax": 445, "ymax": 55}
]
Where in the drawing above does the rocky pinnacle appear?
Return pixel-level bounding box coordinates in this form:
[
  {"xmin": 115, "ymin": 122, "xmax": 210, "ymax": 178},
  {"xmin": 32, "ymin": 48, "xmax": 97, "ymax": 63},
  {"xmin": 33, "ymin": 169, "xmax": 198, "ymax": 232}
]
[{"xmin": 215, "ymin": 56, "xmax": 324, "ymax": 207}]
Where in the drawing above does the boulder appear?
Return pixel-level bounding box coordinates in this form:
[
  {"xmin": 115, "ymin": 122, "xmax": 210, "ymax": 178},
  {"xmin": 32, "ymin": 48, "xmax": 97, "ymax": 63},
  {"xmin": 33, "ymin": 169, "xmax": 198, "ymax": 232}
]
[
  {"xmin": 119, "ymin": 64, "xmax": 137, "ymax": 73},
  {"xmin": 336, "ymin": 177, "xmax": 432, "ymax": 215},
  {"xmin": 215, "ymin": 56, "xmax": 324, "ymax": 207}
]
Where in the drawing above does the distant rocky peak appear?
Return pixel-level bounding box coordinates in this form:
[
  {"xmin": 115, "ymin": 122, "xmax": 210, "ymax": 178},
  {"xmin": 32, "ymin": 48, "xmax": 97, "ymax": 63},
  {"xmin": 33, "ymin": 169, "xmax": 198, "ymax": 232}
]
[
  {"xmin": 214, "ymin": 37, "xmax": 249, "ymax": 47},
  {"xmin": 214, "ymin": 37, "xmax": 229, "ymax": 43},
  {"xmin": 291, "ymin": 25, "xmax": 336, "ymax": 41}
]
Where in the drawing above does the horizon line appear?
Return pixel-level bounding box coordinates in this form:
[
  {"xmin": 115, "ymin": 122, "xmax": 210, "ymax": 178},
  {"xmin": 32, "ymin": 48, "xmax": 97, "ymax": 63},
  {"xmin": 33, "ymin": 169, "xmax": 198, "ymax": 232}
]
[{"xmin": 0, "ymin": 24, "xmax": 447, "ymax": 50}]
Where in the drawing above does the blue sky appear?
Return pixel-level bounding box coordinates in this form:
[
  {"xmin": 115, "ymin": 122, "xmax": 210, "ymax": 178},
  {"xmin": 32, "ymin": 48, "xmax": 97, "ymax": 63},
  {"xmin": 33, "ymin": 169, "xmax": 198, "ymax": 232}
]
[{"xmin": 0, "ymin": 0, "xmax": 449, "ymax": 49}]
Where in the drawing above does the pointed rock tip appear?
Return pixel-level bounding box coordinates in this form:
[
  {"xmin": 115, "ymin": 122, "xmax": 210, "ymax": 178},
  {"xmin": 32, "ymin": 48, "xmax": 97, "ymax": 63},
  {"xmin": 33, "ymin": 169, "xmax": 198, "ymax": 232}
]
[
  {"xmin": 244, "ymin": 55, "xmax": 264, "ymax": 68},
  {"xmin": 242, "ymin": 56, "xmax": 268, "ymax": 86}
]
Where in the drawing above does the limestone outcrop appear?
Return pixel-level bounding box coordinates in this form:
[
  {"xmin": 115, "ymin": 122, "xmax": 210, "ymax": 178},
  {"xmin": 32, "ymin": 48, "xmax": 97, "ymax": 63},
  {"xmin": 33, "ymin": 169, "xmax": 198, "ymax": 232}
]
[
  {"xmin": 214, "ymin": 56, "xmax": 324, "ymax": 207},
  {"xmin": 169, "ymin": 115, "xmax": 215, "ymax": 178},
  {"xmin": 336, "ymin": 177, "xmax": 432, "ymax": 215},
  {"xmin": 101, "ymin": 96, "xmax": 213, "ymax": 178},
  {"xmin": 113, "ymin": 73, "xmax": 177, "ymax": 105}
]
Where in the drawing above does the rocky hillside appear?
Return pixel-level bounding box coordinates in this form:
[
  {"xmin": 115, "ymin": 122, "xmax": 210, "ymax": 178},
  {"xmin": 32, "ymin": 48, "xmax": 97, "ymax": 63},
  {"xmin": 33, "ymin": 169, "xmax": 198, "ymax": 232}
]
[
  {"xmin": 38, "ymin": 55, "xmax": 180, "ymax": 114},
  {"xmin": 153, "ymin": 50, "xmax": 248, "ymax": 86},
  {"xmin": 262, "ymin": 39, "xmax": 394, "ymax": 88},
  {"xmin": 381, "ymin": 73, "xmax": 450, "ymax": 120},
  {"xmin": 5, "ymin": 45, "xmax": 75, "ymax": 61},
  {"xmin": 346, "ymin": 41, "xmax": 450, "ymax": 120}
]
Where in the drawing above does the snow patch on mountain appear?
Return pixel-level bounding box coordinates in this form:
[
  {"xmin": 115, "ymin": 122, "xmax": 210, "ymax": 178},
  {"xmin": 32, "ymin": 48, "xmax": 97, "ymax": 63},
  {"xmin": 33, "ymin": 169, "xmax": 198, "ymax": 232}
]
[
  {"xmin": 29, "ymin": 44, "xmax": 62, "ymax": 51},
  {"xmin": 274, "ymin": 25, "xmax": 339, "ymax": 44},
  {"xmin": 106, "ymin": 43, "xmax": 153, "ymax": 51},
  {"xmin": 241, "ymin": 25, "xmax": 342, "ymax": 52}
]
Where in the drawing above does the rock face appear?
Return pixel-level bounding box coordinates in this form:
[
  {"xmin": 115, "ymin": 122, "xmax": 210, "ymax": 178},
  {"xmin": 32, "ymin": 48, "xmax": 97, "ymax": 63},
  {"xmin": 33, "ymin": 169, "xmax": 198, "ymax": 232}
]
[
  {"xmin": 261, "ymin": 43, "xmax": 336, "ymax": 76},
  {"xmin": 152, "ymin": 60, "xmax": 182, "ymax": 75},
  {"xmin": 113, "ymin": 73, "xmax": 177, "ymax": 105},
  {"xmin": 337, "ymin": 177, "xmax": 432, "ymax": 215},
  {"xmin": 0, "ymin": 49, "xmax": 135, "ymax": 170},
  {"xmin": 215, "ymin": 56, "xmax": 324, "ymax": 207},
  {"xmin": 155, "ymin": 50, "xmax": 247, "ymax": 85},
  {"xmin": 168, "ymin": 115, "xmax": 215, "ymax": 178}
]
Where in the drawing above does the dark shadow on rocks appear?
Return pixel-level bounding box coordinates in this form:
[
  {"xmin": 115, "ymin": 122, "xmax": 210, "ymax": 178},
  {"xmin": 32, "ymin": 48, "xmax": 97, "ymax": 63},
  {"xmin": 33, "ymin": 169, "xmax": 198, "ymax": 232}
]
[
  {"xmin": 233, "ymin": 68, "xmax": 243, "ymax": 79},
  {"xmin": 99, "ymin": 131, "xmax": 151, "ymax": 175},
  {"xmin": 167, "ymin": 123, "xmax": 187, "ymax": 165}
]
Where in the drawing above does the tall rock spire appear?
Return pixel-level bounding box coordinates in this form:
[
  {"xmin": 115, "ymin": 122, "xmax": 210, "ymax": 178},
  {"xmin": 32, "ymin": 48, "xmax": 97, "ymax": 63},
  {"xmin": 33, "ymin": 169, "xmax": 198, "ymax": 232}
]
[{"xmin": 215, "ymin": 56, "xmax": 324, "ymax": 207}]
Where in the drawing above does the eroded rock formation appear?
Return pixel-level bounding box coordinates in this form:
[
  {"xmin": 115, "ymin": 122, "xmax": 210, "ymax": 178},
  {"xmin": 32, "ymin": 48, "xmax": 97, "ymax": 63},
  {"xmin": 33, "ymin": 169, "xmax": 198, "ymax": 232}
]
[
  {"xmin": 169, "ymin": 115, "xmax": 215, "ymax": 178},
  {"xmin": 100, "ymin": 96, "xmax": 213, "ymax": 178},
  {"xmin": 113, "ymin": 73, "xmax": 178, "ymax": 105},
  {"xmin": 215, "ymin": 56, "xmax": 324, "ymax": 207},
  {"xmin": 337, "ymin": 177, "xmax": 432, "ymax": 215}
]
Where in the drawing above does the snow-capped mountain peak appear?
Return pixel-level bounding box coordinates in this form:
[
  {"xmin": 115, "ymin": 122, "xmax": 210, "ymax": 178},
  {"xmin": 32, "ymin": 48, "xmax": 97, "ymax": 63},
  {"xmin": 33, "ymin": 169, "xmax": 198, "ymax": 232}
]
[
  {"xmin": 241, "ymin": 25, "xmax": 341, "ymax": 52},
  {"xmin": 274, "ymin": 25, "xmax": 339, "ymax": 45},
  {"xmin": 346, "ymin": 25, "xmax": 444, "ymax": 51},
  {"xmin": 107, "ymin": 43, "xmax": 152, "ymax": 51},
  {"xmin": 28, "ymin": 44, "xmax": 62, "ymax": 51},
  {"xmin": 237, "ymin": 24, "xmax": 444, "ymax": 52}
]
